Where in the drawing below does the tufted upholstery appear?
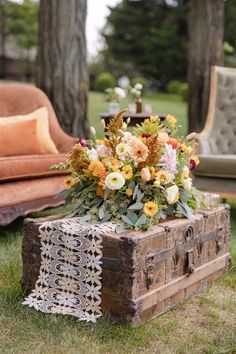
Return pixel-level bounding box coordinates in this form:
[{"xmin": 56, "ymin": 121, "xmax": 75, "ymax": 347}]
[
  {"xmin": 199, "ymin": 69, "xmax": 236, "ymax": 155},
  {"xmin": 194, "ymin": 66, "xmax": 236, "ymax": 197}
]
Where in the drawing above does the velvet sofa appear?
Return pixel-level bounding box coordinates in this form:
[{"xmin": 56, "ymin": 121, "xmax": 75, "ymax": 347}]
[{"xmin": 0, "ymin": 83, "xmax": 78, "ymax": 225}]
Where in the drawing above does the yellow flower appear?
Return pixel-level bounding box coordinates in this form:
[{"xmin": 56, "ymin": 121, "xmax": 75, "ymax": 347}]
[
  {"xmin": 149, "ymin": 166, "xmax": 156, "ymax": 180},
  {"xmin": 102, "ymin": 157, "xmax": 121, "ymax": 171},
  {"xmin": 143, "ymin": 201, "xmax": 158, "ymax": 217},
  {"xmin": 126, "ymin": 188, "xmax": 133, "ymax": 197},
  {"xmin": 150, "ymin": 115, "xmax": 158, "ymax": 123},
  {"xmin": 63, "ymin": 176, "xmax": 75, "ymax": 189},
  {"xmin": 88, "ymin": 160, "xmax": 107, "ymax": 178},
  {"xmin": 166, "ymin": 114, "xmax": 177, "ymax": 128},
  {"xmin": 121, "ymin": 165, "xmax": 133, "ymax": 179},
  {"xmin": 96, "ymin": 139, "xmax": 104, "ymax": 145},
  {"xmin": 181, "ymin": 143, "xmax": 193, "ymax": 154}
]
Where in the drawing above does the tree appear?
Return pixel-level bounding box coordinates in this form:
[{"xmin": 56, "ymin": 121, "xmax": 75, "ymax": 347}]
[
  {"xmin": 0, "ymin": 0, "xmax": 38, "ymax": 57},
  {"xmin": 38, "ymin": 0, "xmax": 88, "ymax": 137},
  {"xmin": 188, "ymin": 0, "xmax": 224, "ymax": 133},
  {"xmin": 102, "ymin": 0, "xmax": 187, "ymax": 86}
]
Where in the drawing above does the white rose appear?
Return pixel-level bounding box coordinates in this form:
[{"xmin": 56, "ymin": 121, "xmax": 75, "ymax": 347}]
[
  {"xmin": 166, "ymin": 185, "xmax": 179, "ymax": 204},
  {"xmin": 182, "ymin": 177, "xmax": 192, "ymax": 192},
  {"xmin": 87, "ymin": 148, "xmax": 98, "ymax": 161},
  {"xmin": 134, "ymin": 83, "xmax": 143, "ymax": 90},
  {"xmin": 105, "ymin": 172, "xmax": 125, "ymax": 190},
  {"xmin": 182, "ymin": 166, "xmax": 189, "ymax": 177},
  {"xmin": 114, "ymin": 87, "xmax": 126, "ymax": 98}
]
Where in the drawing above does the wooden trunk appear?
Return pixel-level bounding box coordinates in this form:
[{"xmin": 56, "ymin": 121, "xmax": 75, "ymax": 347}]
[{"xmin": 21, "ymin": 205, "xmax": 231, "ymax": 325}]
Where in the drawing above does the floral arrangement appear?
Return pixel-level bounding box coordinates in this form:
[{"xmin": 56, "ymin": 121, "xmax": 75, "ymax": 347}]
[
  {"xmin": 105, "ymin": 87, "xmax": 126, "ymax": 102},
  {"xmin": 130, "ymin": 83, "xmax": 143, "ymax": 98},
  {"xmin": 54, "ymin": 110, "xmax": 200, "ymax": 232}
]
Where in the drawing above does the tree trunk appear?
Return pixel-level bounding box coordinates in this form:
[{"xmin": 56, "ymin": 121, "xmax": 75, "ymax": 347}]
[
  {"xmin": 38, "ymin": 0, "xmax": 88, "ymax": 137},
  {"xmin": 188, "ymin": 0, "xmax": 224, "ymax": 133}
]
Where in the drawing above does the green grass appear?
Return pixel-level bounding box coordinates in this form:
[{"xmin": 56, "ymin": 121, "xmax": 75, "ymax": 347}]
[
  {"xmin": 88, "ymin": 92, "xmax": 188, "ymax": 138},
  {"xmin": 0, "ymin": 92, "xmax": 236, "ymax": 354}
]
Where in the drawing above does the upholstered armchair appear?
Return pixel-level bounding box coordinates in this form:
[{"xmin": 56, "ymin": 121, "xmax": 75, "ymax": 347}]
[
  {"xmin": 0, "ymin": 83, "xmax": 79, "ymax": 225},
  {"xmin": 194, "ymin": 66, "xmax": 236, "ymax": 199}
]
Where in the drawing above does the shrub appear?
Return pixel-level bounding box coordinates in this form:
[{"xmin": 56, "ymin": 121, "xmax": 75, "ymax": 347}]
[
  {"xmin": 131, "ymin": 76, "xmax": 148, "ymax": 93},
  {"xmin": 180, "ymin": 83, "xmax": 189, "ymax": 102},
  {"xmin": 94, "ymin": 72, "xmax": 116, "ymax": 92},
  {"xmin": 167, "ymin": 80, "xmax": 182, "ymax": 95}
]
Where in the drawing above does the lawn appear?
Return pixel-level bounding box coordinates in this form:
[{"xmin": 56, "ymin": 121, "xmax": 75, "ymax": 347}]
[
  {"xmin": 0, "ymin": 92, "xmax": 235, "ymax": 354},
  {"xmin": 88, "ymin": 91, "xmax": 188, "ymax": 138}
]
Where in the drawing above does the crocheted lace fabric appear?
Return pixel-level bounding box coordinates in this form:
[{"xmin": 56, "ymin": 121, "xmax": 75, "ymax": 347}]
[{"xmin": 23, "ymin": 218, "xmax": 116, "ymax": 323}]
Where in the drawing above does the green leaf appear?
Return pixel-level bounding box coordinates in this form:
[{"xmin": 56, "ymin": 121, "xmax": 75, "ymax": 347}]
[
  {"xmin": 128, "ymin": 202, "xmax": 144, "ymax": 210},
  {"xmin": 98, "ymin": 207, "xmax": 105, "ymax": 220},
  {"xmin": 133, "ymin": 185, "xmax": 139, "ymax": 200},
  {"xmin": 122, "ymin": 215, "xmax": 134, "ymax": 226},
  {"xmin": 135, "ymin": 213, "xmax": 147, "ymax": 227},
  {"xmin": 79, "ymin": 214, "xmax": 92, "ymax": 222},
  {"xmin": 136, "ymin": 192, "xmax": 144, "ymax": 202},
  {"xmin": 115, "ymin": 224, "xmax": 125, "ymax": 233},
  {"xmin": 102, "ymin": 213, "xmax": 112, "ymax": 222},
  {"xmin": 127, "ymin": 211, "xmax": 139, "ymax": 224}
]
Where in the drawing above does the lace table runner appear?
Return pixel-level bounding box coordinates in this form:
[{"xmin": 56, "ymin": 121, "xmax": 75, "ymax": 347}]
[{"xmin": 23, "ymin": 218, "xmax": 116, "ymax": 322}]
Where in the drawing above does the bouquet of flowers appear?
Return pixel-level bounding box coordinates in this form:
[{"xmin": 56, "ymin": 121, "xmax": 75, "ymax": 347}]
[
  {"xmin": 105, "ymin": 87, "xmax": 126, "ymax": 102},
  {"xmin": 54, "ymin": 110, "xmax": 200, "ymax": 232}
]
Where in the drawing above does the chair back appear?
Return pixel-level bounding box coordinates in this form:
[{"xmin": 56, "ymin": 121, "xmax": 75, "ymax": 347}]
[{"xmin": 201, "ymin": 66, "xmax": 236, "ymax": 155}]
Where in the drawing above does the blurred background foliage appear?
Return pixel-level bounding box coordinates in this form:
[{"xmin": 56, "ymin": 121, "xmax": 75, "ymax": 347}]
[{"xmin": 0, "ymin": 0, "xmax": 236, "ymax": 91}]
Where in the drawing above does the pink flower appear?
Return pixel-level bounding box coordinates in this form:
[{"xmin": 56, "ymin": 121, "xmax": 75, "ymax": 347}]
[
  {"xmin": 129, "ymin": 140, "xmax": 149, "ymax": 163},
  {"xmin": 158, "ymin": 132, "xmax": 169, "ymax": 145},
  {"xmin": 160, "ymin": 143, "xmax": 177, "ymax": 173},
  {"xmin": 96, "ymin": 144, "xmax": 112, "ymax": 155},
  {"xmin": 141, "ymin": 167, "xmax": 151, "ymax": 182}
]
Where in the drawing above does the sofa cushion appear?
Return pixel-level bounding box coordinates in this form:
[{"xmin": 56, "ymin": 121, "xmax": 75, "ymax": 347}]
[
  {"xmin": 195, "ymin": 155, "xmax": 236, "ymax": 178},
  {"xmin": 0, "ymin": 118, "xmax": 46, "ymax": 157},
  {"xmin": 0, "ymin": 107, "xmax": 58, "ymax": 154},
  {"xmin": 0, "ymin": 154, "xmax": 69, "ymax": 182}
]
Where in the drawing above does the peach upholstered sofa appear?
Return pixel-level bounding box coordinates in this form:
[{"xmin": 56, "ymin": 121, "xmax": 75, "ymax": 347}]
[{"xmin": 0, "ymin": 83, "xmax": 79, "ymax": 226}]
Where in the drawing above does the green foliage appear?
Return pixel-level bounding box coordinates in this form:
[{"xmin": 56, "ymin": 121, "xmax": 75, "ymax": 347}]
[
  {"xmin": 167, "ymin": 80, "xmax": 183, "ymax": 95},
  {"xmin": 102, "ymin": 0, "xmax": 188, "ymax": 85},
  {"xmin": 167, "ymin": 81, "xmax": 188, "ymax": 101},
  {"xmin": 180, "ymin": 82, "xmax": 188, "ymax": 101},
  {"xmin": 94, "ymin": 72, "xmax": 116, "ymax": 92},
  {"xmin": 0, "ymin": 0, "xmax": 38, "ymax": 52},
  {"xmin": 131, "ymin": 76, "xmax": 148, "ymax": 93}
]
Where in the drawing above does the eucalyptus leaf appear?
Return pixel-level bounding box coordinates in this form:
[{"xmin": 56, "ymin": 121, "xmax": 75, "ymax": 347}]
[
  {"xmin": 128, "ymin": 202, "xmax": 144, "ymax": 210},
  {"xmin": 127, "ymin": 211, "xmax": 139, "ymax": 224},
  {"xmin": 98, "ymin": 207, "xmax": 105, "ymax": 220},
  {"xmin": 133, "ymin": 185, "xmax": 139, "ymax": 200},
  {"xmin": 137, "ymin": 192, "xmax": 144, "ymax": 202},
  {"xmin": 79, "ymin": 214, "xmax": 92, "ymax": 222},
  {"xmin": 115, "ymin": 224, "xmax": 125, "ymax": 234},
  {"xmin": 102, "ymin": 213, "xmax": 112, "ymax": 222},
  {"xmin": 135, "ymin": 213, "xmax": 147, "ymax": 227},
  {"xmin": 121, "ymin": 215, "xmax": 134, "ymax": 226}
]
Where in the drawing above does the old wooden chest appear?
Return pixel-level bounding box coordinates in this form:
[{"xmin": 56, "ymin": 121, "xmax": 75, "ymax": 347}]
[{"xmin": 21, "ymin": 205, "xmax": 231, "ymax": 325}]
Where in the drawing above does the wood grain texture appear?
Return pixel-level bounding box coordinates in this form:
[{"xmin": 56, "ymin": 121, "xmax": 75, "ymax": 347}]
[
  {"xmin": 21, "ymin": 205, "xmax": 230, "ymax": 324},
  {"xmin": 38, "ymin": 0, "xmax": 88, "ymax": 137},
  {"xmin": 188, "ymin": 0, "xmax": 224, "ymax": 133}
]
